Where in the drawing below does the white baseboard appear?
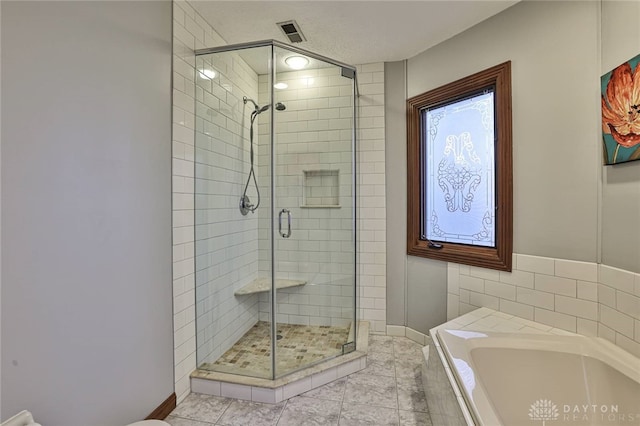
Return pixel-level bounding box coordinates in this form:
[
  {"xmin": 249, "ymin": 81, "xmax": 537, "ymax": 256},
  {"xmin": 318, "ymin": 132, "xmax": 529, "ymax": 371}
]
[{"xmin": 385, "ymin": 325, "xmax": 429, "ymax": 345}]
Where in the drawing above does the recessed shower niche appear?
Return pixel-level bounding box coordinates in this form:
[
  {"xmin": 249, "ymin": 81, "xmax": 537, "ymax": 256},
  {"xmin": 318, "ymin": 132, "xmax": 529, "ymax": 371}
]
[
  {"xmin": 192, "ymin": 40, "xmax": 359, "ymax": 387},
  {"xmin": 302, "ymin": 169, "xmax": 340, "ymax": 208}
]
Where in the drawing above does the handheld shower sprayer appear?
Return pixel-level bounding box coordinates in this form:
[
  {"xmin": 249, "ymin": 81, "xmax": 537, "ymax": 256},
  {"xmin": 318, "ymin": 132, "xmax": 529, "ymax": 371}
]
[{"xmin": 239, "ymin": 96, "xmax": 286, "ymax": 215}]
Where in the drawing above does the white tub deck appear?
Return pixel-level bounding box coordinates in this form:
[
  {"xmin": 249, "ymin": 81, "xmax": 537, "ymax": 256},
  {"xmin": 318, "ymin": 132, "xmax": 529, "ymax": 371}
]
[{"xmin": 429, "ymin": 308, "xmax": 640, "ymax": 426}]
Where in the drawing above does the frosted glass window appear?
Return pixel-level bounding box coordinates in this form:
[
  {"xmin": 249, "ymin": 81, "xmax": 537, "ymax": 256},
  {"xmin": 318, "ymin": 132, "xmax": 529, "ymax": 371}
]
[
  {"xmin": 422, "ymin": 90, "xmax": 495, "ymax": 247},
  {"xmin": 406, "ymin": 61, "xmax": 512, "ymax": 271}
]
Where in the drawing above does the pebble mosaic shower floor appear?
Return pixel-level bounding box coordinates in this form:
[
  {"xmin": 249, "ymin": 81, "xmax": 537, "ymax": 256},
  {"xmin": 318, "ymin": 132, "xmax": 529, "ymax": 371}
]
[{"xmin": 200, "ymin": 321, "xmax": 352, "ymax": 378}]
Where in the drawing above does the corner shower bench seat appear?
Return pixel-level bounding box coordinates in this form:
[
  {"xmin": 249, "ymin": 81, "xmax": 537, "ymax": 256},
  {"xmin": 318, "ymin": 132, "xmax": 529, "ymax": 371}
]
[{"xmin": 234, "ymin": 278, "xmax": 306, "ymax": 296}]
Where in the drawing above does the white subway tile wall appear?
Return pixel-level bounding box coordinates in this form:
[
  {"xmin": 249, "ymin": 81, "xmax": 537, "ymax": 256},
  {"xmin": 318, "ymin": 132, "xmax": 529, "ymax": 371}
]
[
  {"xmin": 355, "ymin": 63, "xmax": 387, "ymax": 333},
  {"xmin": 447, "ymin": 255, "xmax": 640, "ymax": 357},
  {"xmin": 173, "ymin": 0, "xmax": 387, "ymax": 402},
  {"xmin": 194, "ymin": 47, "xmax": 262, "ymax": 368},
  {"xmin": 256, "ymin": 68, "xmax": 356, "ymax": 329},
  {"xmin": 252, "ymin": 65, "xmax": 387, "ymax": 332},
  {"xmin": 173, "ymin": 0, "xmax": 222, "ymax": 403}
]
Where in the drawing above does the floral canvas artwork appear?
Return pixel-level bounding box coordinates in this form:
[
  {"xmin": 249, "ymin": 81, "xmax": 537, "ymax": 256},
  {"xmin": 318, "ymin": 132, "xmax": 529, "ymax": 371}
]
[{"xmin": 601, "ymin": 53, "xmax": 640, "ymax": 165}]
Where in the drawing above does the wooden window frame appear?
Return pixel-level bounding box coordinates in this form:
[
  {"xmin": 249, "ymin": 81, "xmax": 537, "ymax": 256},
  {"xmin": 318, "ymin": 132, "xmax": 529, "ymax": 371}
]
[{"xmin": 406, "ymin": 61, "xmax": 513, "ymax": 271}]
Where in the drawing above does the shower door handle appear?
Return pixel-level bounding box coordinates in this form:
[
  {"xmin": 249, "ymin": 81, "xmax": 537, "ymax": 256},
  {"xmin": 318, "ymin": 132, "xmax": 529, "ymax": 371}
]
[{"xmin": 279, "ymin": 209, "xmax": 292, "ymax": 238}]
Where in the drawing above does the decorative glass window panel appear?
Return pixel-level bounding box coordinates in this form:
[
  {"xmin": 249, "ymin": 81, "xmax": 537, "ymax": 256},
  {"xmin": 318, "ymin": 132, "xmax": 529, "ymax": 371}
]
[
  {"xmin": 422, "ymin": 90, "xmax": 496, "ymax": 247},
  {"xmin": 406, "ymin": 62, "xmax": 512, "ymax": 271}
]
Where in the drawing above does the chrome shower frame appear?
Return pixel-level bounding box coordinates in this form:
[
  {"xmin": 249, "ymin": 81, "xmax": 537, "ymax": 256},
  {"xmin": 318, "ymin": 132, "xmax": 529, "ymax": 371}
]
[{"xmin": 194, "ymin": 40, "xmax": 358, "ymax": 380}]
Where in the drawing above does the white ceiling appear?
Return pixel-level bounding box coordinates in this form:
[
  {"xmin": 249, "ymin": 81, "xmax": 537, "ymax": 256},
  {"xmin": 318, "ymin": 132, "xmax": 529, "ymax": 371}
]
[{"xmin": 191, "ymin": 1, "xmax": 519, "ymax": 66}]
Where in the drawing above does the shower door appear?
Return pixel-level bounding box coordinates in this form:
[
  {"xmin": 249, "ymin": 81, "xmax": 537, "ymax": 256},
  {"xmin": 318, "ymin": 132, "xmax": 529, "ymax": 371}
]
[{"xmin": 271, "ymin": 45, "xmax": 356, "ymax": 377}]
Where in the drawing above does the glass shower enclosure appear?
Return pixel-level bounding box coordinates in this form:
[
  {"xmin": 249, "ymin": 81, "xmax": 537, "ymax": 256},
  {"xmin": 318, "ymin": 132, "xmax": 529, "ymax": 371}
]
[{"xmin": 193, "ymin": 40, "xmax": 357, "ymax": 380}]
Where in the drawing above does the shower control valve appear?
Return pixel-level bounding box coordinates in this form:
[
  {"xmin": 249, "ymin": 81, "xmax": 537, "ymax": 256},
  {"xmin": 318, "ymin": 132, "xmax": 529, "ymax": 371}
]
[{"xmin": 239, "ymin": 195, "xmax": 254, "ymax": 216}]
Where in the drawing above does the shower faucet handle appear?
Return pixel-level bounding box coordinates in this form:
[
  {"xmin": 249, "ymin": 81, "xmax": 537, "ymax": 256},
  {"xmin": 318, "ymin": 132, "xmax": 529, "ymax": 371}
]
[
  {"xmin": 279, "ymin": 209, "xmax": 292, "ymax": 238},
  {"xmin": 239, "ymin": 195, "xmax": 254, "ymax": 216}
]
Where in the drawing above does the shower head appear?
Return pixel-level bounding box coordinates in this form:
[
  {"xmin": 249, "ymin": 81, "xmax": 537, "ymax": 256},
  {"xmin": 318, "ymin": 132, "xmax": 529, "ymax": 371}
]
[{"xmin": 275, "ymin": 102, "xmax": 286, "ymax": 111}]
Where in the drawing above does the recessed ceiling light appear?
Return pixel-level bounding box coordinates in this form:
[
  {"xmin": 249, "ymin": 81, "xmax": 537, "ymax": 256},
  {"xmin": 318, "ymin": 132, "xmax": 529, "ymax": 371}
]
[
  {"xmin": 274, "ymin": 82, "xmax": 288, "ymax": 89},
  {"xmin": 285, "ymin": 56, "xmax": 309, "ymax": 70},
  {"xmin": 198, "ymin": 69, "xmax": 216, "ymax": 80}
]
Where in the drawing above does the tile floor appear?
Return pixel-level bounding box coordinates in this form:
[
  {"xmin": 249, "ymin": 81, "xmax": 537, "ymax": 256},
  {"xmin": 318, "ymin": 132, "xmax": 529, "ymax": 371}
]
[
  {"xmin": 166, "ymin": 335, "xmax": 433, "ymax": 426},
  {"xmin": 200, "ymin": 322, "xmax": 351, "ymax": 379}
]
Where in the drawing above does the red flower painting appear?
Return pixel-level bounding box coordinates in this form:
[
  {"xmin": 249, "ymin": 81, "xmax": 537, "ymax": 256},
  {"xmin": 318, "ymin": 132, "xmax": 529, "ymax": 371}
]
[{"xmin": 601, "ymin": 57, "xmax": 640, "ymax": 164}]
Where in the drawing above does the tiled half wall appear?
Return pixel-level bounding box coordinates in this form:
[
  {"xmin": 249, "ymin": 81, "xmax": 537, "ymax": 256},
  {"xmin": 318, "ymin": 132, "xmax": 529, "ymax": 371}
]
[{"xmin": 447, "ymin": 254, "xmax": 640, "ymax": 358}]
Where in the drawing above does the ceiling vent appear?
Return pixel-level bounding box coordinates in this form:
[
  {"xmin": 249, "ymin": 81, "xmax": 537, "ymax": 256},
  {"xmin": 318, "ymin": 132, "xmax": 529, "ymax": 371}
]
[{"xmin": 277, "ymin": 20, "xmax": 306, "ymax": 43}]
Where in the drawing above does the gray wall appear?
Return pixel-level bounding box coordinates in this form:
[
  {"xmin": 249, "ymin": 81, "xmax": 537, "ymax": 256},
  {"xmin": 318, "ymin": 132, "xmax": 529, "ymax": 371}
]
[
  {"xmin": 407, "ymin": 1, "xmax": 600, "ymax": 262},
  {"xmin": 1, "ymin": 2, "xmax": 173, "ymax": 425},
  {"xmin": 600, "ymin": 1, "xmax": 640, "ymax": 274},
  {"xmin": 385, "ymin": 61, "xmax": 407, "ymax": 327},
  {"xmin": 0, "ymin": 0, "xmax": 3, "ymax": 413},
  {"xmin": 386, "ymin": 1, "xmax": 603, "ymax": 332},
  {"xmin": 385, "ymin": 61, "xmax": 448, "ymax": 332}
]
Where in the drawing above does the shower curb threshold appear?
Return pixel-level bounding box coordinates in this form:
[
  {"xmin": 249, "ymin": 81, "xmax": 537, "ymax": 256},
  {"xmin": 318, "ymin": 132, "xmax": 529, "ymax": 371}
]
[{"xmin": 190, "ymin": 321, "xmax": 369, "ymax": 404}]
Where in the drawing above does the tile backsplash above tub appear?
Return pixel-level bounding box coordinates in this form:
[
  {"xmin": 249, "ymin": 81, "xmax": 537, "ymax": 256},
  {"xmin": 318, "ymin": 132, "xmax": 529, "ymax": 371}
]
[{"xmin": 447, "ymin": 254, "xmax": 640, "ymax": 358}]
